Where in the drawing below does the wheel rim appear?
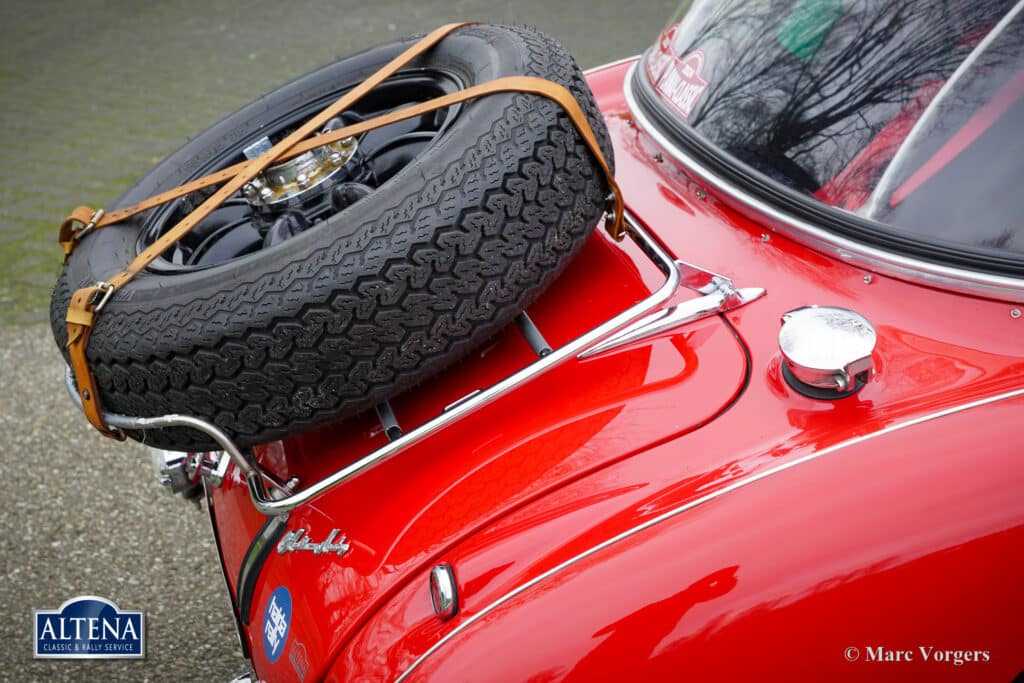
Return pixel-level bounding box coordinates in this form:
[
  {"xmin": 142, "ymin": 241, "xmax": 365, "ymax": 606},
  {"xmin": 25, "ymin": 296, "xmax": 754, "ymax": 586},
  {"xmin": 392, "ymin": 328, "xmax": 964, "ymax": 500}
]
[{"xmin": 136, "ymin": 69, "xmax": 464, "ymax": 273}]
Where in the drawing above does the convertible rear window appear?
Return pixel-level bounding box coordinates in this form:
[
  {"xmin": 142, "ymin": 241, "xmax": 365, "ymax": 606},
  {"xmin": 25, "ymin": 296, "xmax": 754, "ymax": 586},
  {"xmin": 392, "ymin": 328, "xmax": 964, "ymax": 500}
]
[{"xmin": 639, "ymin": 0, "xmax": 1024, "ymax": 268}]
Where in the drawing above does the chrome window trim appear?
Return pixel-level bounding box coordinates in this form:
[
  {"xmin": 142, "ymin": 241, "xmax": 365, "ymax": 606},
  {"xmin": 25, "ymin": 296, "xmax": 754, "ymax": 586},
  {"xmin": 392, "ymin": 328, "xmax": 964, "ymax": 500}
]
[
  {"xmin": 395, "ymin": 386, "xmax": 1024, "ymax": 682},
  {"xmin": 623, "ymin": 62, "xmax": 1024, "ymax": 303}
]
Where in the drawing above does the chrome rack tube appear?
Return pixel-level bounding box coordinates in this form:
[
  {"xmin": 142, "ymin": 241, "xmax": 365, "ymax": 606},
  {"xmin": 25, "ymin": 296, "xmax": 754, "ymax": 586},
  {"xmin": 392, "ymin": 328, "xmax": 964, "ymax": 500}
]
[
  {"xmin": 63, "ymin": 367, "xmax": 263, "ymax": 483},
  {"xmin": 64, "ymin": 213, "xmax": 681, "ymax": 516},
  {"xmin": 246, "ymin": 213, "xmax": 680, "ymax": 515}
]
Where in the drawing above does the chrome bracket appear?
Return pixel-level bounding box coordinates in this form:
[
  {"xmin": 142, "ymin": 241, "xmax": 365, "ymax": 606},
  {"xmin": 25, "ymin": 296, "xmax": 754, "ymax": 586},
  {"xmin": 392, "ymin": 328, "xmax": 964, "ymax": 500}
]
[
  {"xmin": 198, "ymin": 450, "xmax": 231, "ymax": 488},
  {"xmin": 579, "ymin": 260, "xmax": 764, "ymax": 359},
  {"xmin": 148, "ymin": 448, "xmax": 229, "ymax": 508},
  {"xmin": 150, "ymin": 448, "xmax": 202, "ymax": 501}
]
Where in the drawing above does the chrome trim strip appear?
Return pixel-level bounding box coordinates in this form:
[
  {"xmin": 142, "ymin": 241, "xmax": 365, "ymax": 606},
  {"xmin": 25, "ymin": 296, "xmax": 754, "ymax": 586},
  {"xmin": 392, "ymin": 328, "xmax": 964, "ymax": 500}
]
[
  {"xmin": 583, "ymin": 55, "xmax": 640, "ymax": 75},
  {"xmin": 623, "ymin": 62, "xmax": 1024, "ymax": 302},
  {"xmin": 396, "ymin": 386, "xmax": 1024, "ymax": 682}
]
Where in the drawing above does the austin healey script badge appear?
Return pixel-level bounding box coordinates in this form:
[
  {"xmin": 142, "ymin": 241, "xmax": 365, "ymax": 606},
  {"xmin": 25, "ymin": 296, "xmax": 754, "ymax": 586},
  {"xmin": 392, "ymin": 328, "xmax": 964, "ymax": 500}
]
[{"xmin": 277, "ymin": 528, "xmax": 351, "ymax": 557}]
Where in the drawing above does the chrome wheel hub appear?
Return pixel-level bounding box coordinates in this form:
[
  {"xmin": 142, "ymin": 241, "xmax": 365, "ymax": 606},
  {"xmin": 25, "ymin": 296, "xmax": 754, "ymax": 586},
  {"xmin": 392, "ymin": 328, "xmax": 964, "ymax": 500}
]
[{"xmin": 241, "ymin": 135, "xmax": 358, "ymax": 209}]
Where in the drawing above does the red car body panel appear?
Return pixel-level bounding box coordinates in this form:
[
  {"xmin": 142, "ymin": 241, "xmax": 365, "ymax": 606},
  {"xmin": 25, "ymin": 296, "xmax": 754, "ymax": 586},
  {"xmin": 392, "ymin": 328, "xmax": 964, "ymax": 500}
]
[
  {"xmin": 369, "ymin": 395, "xmax": 1024, "ymax": 683},
  {"xmin": 209, "ymin": 59, "xmax": 1024, "ymax": 681}
]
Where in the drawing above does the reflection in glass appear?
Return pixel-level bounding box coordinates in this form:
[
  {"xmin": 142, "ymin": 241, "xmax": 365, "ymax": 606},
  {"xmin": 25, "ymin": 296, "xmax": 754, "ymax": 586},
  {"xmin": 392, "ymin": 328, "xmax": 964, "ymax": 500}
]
[{"xmin": 644, "ymin": 0, "xmax": 1024, "ymax": 256}]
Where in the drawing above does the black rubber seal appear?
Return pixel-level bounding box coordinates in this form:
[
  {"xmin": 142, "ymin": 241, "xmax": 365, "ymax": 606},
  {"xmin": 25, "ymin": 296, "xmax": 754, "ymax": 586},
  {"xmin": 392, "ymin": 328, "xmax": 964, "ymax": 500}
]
[
  {"xmin": 781, "ymin": 362, "xmax": 865, "ymax": 400},
  {"xmin": 236, "ymin": 512, "xmax": 290, "ymax": 625}
]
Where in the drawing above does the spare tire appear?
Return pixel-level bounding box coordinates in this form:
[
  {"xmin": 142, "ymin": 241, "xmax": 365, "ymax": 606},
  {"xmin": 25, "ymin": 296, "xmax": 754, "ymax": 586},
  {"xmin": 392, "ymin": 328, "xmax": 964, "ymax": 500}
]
[{"xmin": 50, "ymin": 24, "xmax": 613, "ymax": 451}]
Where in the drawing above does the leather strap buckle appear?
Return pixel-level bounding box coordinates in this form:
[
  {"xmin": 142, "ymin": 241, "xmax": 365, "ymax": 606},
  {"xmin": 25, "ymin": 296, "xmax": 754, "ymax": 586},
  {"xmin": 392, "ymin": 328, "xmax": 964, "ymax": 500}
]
[
  {"xmin": 89, "ymin": 281, "xmax": 116, "ymax": 313},
  {"xmin": 59, "ymin": 207, "xmax": 106, "ymax": 261},
  {"xmin": 74, "ymin": 208, "xmax": 105, "ymax": 242}
]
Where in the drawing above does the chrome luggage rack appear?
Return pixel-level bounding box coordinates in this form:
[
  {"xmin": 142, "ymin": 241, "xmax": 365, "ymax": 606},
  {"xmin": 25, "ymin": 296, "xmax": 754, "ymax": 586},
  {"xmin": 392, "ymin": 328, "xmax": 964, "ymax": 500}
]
[{"xmin": 65, "ymin": 213, "xmax": 763, "ymax": 516}]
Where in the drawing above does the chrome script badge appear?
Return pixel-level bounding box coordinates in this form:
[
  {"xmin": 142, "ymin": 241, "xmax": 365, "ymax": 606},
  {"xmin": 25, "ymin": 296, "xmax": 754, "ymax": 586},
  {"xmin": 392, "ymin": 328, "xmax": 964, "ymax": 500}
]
[{"xmin": 277, "ymin": 528, "xmax": 350, "ymax": 557}]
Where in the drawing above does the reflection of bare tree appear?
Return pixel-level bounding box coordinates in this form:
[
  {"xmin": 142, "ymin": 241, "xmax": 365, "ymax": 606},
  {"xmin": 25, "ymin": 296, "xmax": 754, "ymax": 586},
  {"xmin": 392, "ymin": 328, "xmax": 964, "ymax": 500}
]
[{"xmin": 677, "ymin": 0, "xmax": 1013, "ymax": 191}]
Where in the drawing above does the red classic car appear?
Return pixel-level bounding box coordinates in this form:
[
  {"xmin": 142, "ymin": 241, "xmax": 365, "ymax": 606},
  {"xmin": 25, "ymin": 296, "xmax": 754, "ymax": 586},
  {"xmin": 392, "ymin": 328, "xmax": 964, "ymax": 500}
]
[{"xmin": 53, "ymin": 1, "xmax": 1023, "ymax": 680}]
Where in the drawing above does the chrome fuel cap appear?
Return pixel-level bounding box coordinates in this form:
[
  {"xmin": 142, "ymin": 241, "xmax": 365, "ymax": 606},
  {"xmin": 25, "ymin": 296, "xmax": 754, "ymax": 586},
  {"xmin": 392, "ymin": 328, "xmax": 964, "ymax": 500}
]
[{"xmin": 779, "ymin": 306, "xmax": 876, "ymax": 399}]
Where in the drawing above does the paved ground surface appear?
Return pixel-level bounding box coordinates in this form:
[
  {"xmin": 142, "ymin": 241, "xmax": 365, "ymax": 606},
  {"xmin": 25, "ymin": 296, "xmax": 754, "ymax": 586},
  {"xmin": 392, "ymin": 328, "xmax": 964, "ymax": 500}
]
[{"xmin": 0, "ymin": 1, "xmax": 673, "ymax": 680}]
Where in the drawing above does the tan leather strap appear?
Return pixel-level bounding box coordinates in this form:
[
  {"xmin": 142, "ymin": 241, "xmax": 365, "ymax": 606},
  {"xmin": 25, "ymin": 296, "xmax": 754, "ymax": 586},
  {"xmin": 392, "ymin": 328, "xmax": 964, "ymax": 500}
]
[
  {"xmin": 58, "ymin": 78, "xmax": 626, "ymax": 259},
  {"xmin": 66, "ymin": 285, "xmax": 121, "ymax": 437},
  {"xmin": 63, "ymin": 22, "xmax": 624, "ymax": 437}
]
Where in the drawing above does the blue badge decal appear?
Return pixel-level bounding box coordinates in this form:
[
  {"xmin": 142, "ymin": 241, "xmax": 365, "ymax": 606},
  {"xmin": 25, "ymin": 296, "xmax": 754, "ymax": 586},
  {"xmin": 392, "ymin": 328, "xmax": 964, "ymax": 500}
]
[
  {"xmin": 34, "ymin": 595, "xmax": 145, "ymax": 659},
  {"xmin": 262, "ymin": 586, "xmax": 292, "ymax": 663}
]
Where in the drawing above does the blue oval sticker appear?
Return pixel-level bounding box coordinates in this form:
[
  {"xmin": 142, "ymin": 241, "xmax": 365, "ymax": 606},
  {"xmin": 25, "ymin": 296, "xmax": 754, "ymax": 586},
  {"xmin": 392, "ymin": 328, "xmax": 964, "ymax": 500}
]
[{"xmin": 262, "ymin": 586, "xmax": 291, "ymax": 663}]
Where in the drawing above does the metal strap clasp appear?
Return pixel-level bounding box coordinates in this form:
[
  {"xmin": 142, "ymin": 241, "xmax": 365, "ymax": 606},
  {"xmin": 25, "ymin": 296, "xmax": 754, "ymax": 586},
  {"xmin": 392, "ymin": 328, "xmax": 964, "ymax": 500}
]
[
  {"xmin": 89, "ymin": 281, "xmax": 116, "ymax": 313},
  {"xmin": 74, "ymin": 208, "xmax": 105, "ymax": 242}
]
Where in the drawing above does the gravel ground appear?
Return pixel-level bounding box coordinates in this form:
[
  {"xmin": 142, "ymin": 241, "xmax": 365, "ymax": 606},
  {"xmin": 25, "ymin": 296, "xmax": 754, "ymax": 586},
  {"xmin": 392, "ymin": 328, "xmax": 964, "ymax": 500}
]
[
  {"xmin": 0, "ymin": 323, "xmax": 243, "ymax": 681},
  {"xmin": 0, "ymin": 1, "xmax": 674, "ymax": 680}
]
